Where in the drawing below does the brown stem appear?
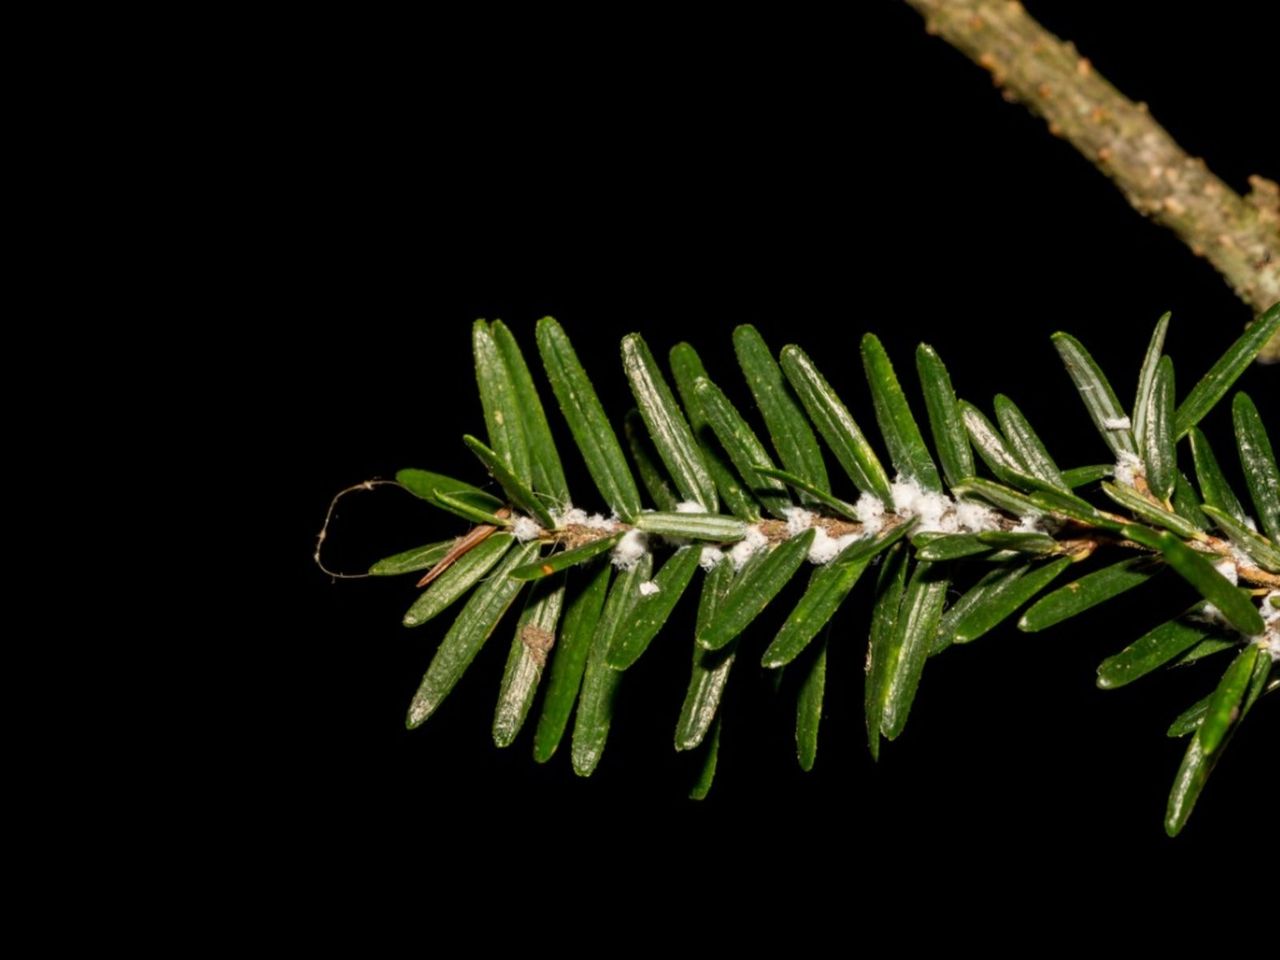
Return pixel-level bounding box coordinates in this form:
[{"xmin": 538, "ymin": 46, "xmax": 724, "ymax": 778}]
[{"xmin": 903, "ymin": 0, "xmax": 1280, "ymax": 362}]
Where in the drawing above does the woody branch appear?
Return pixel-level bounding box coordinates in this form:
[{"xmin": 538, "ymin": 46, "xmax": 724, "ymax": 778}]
[{"xmin": 903, "ymin": 0, "xmax": 1280, "ymax": 362}]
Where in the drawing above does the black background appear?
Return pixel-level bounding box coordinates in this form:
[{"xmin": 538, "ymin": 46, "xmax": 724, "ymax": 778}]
[{"xmin": 277, "ymin": 1, "xmax": 1275, "ymax": 876}]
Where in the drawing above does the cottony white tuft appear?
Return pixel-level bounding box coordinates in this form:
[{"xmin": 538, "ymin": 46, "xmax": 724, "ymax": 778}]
[
  {"xmin": 807, "ymin": 527, "xmax": 858, "ymax": 565},
  {"xmin": 511, "ymin": 516, "xmax": 543, "ymax": 542},
  {"xmin": 854, "ymin": 492, "xmax": 886, "ymax": 535},
  {"xmin": 729, "ymin": 526, "xmax": 769, "ymax": 571},
  {"xmin": 1257, "ymin": 591, "xmax": 1280, "ymax": 662},
  {"xmin": 1114, "ymin": 451, "xmax": 1143, "ymax": 487},
  {"xmin": 783, "ymin": 507, "xmax": 816, "ymax": 538},
  {"xmin": 1012, "ymin": 514, "xmax": 1047, "ymax": 533},
  {"xmin": 554, "ymin": 504, "xmax": 615, "ymax": 530},
  {"xmin": 954, "ymin": 500, "xmax": 1002, "ymax": 533},
  {"xmin": 890, "ymin": 476, "xmax": 957, "ymax": 533},
  {"xmin": 1213, "ymin": 558, "xmax": 1239, "ymax": 586},
  {"xmin": 612, "ymin": 529, "xmax": 649, "ymax": 570},
  {"xmin": 888, "ymin": 474, "xmax": 1004, "ymax": 535}
]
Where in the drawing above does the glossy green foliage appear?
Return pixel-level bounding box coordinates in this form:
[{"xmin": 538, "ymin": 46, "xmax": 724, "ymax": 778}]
[
  {"xmin": 862, "ymin": 333, "xmax": 941, "ymax": 491},
  {"xmin": 994, "ymin": 394, "xmax": 1066, "ymax": 491},
  {"xmin": 474, "ymin": 320, "xmax": 532, "ymax": 488},
  {"xmin": 369, "ymin": 539, "xmax": 453, "ymax": 576},
  {"xmin": 623, "ymin": 333, "xmax": 717, "ymax": 511},
  {"xmin": 572, "ymin": 554, "xmax": 652, "ymax": 776},
  {"xmin": 1132, "ymin": 311, "xmax": 1170, "ymax": 449},
  {"xmin": 694, "ymin": 375, "xmax": 792, "ymax": 519},
  {"xmin": 669, "ymin": 343, "xmax": 761, "ymax": 521},
  {"xmin": 1100, "ymin": 482, "xmax": 1203, "ymax": 540},
  {"xmin": 533, "ymin": 561, "xmax": 610, "ymax": 763},
  {"xmin": 491, "ymin": 320, "xmax": 570, "ymax": 504},
  {"xmin": 625, "ymin": 410, "xmax": 680, "ymax": 512},
  {"xmin": 606, "ymin": 546, "xmax": 702, "ymax": 670},
  {"xmin": 796, "ymin": 636, "xmax": 828, "ymax": 771},
  {"xmin": 396, "ymin": 468, "xmax": 505, "ymax": 523},
  {"xmin": 1019, "ymin": 557, "xmax": 1159, "ymax": 632},
  {"xmin": 948, "ymin": 558, "xmax": 1071, "ymax": 645},
  {"xmin": 878, "ymin": 561, "xmax": 949, "ymax": 739},
  {"xmin": 345, "ymin": 314, "xmax": 1274, "ymax": 836},
  {"xmin": 763, "ymin": 555, "xmax": 870, "ymax": 668},
  {"xmin": 689, "ymin": 716, "xmax": 722, "ymax": 800},
  {"xmin": 403, "ymin": 533, "xmax": 514, "ymax": 627},
  {"xmin": 1143, "ymin": 528, "xmax": 1264, "ymax": 635},
  {"xmin": 405, "ymin": 541, "xmax": 539, "ymax": 728},
  {"xmin": 493, "ymin": 571, "xmax": 566, "ymax": 747},
  {"xmin": 1097, "ymin": 615, "xmax": 1213, "ymax": 689},
  {"xmin": 1173, "ymin": 301, "xmax": 1279, "ymax": 439},
  {"xmin": 758, "ymin": 467, "xmax": 860, "ymax": 521},
  {"xmin": 961, "ymin": 402, "xmax": 1036, "ymax": 489},
  {"xmin": 782, "ymin": 344, "xmax": 893, "ymax": 503},
  {"xmin": 1061, "ymin": 464, "xmax": 1113, "ymax": 488},
  {"xmin": 917, "ymin": 344, "xmax": 974, "ymax": 489},
  {"xmin": 464, "ymin": 435, "xmax": 555, "ymax": 529},
  {"xmin": 1201, "ymin": 505, "xmax": 1280, "ymax": 573},
  {"xmin": 735, "ymin": 325, "xmax": 830, "ymax": 496},
  {"xmin": 431, "ymin": 490, "xmax": 511, "ymax": 528},
  {"xmin": 1190, "ymin": 428, "xmax": 1247, "ymax": 523},
  {"xmin": 1171, "ymin": 472, "xmax": 1211, "ymax": 532},
  {"xmin": 511, "ymin": 534, "xmax": 623, "ymax": 581},
  {"xmin": 865, "ymin": 545, "xmax": 908, "ymax": 760},
  {"xmin": 676, "ymin": 557, "xmax": 738, "ymax": 752},
  {"xmin": 537, "ymin": 317, "xmax": 641, "ymax": 521},
  {"xmin": 1165, "ymin": 645, "xmax": 1261, "ymax": 836},
  {"xmin": 699, "ymin": 530, "xmax": 815, "ymax": 651},
  {"xmin": 633, "ymin": 512, "xmax": 749, "ymax": 542},
  {"xmin": 1051, "ymin": 332, "xmax": 1136, "ymax": 456},
  {"xmin": 1141, "ymin": 357, "xmax": 1176, "ymax": 502},
  {"xmin": 951, "ymin": 478, "xmax": 1040, "ymax": 517},
  {"xmin": 1233, "ymin": 392, "xmax": 1279, "ymax": 543}
]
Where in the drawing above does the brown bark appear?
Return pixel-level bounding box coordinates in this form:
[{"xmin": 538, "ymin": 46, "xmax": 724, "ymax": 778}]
[{"xmin": 904, "ymin": 0, "xmax": 1280, "ymax": 361}]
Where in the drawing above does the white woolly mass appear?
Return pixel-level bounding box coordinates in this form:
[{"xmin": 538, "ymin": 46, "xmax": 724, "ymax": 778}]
[
  {"xmin": 1114, "ymin": 451, "xmax": 1143, "ymax": 487},
  {"xmin": 1103, "ymin": 416, "xmax": 1132, "ymax": 430},
  {"xmin": 511, "ymin": 516, "xmax": 543, "ymax": 542},
  {"xmin": 554, "ymin": 506, "xmax": 587, "ymax": 526},
  {"xmin": 699, "ymin": 546, "xmax": 725, "ymax": 570},
  {"xmin": 1263, "ymin": 634, "xmax": 1280, "ymax": 662},
  {"xmin": 1213, "ymin": 558, "xmax": 1239, "ymax": 586},
  {"xmin": 611, "ymin": 529, "xmax": 649, "ymax": 570},
  {"xmin": 783, "ymin": 507, "xmax": 816, "ymax": 537},
  {"xmin": 854, "ymin": 476, "xmax": 1008, "ymax": 539},
  {"xmin": 888, "ymin": 475, "xmax": 965, "ymax": 533},
  {"xmin": 639, "ymin": 580, "xmax": 661, "ymax": 597},
  {"xmin": 729, "ymin": 526, "xmax": 769, "ymax": 571},
  {"xmin": 1012, "ymin": 514, "xmax": 1047, "ymax": 533},
  {"xmin": 1196, "ymin": 559, "xmax": 1240, "ymax": 625},
  {"xmin": 890, "ymin": 476, "xmax": 956, "ymax": 533},
  {"xmin": 675, "ymin": 501, "xmax": 703, "ymax": 513},
  {"xmin": 1263, "ymin": 591, "xmax": 1280, "ymax": 623},
  {"xmin": 954, "ymin": 500, "xmax": 1002, "ymax": 533},
  {"xmin": 1196, "ymin": 561, "xmax": 1263, "ymax": 631},
  {"xmin": 1256, "ymin": 592, "xmax": 1280, "ymax": 661},
  {"xmin": 1230, "ymin": 545, "xmax": 1255, "ymax": 570},
  {"xmin": 854, "ymin": 492, "xmax": 885, "ymax": 534},
  {"xmin": 553, "ymin": 505, "xmax": 615, "ymax": 530},
  {"xmin": 808, "ymin": 528, "xmax": 858, "ymax": 565}
]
